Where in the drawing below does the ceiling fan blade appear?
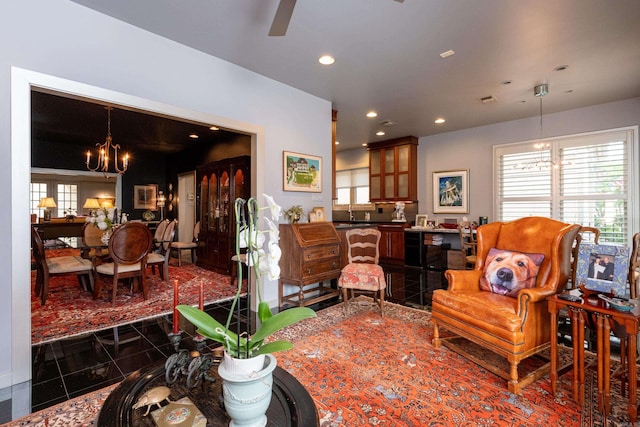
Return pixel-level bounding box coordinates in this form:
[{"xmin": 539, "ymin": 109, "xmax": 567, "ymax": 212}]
[{"xmin": 269, "ymin": 0, "xmax": 296, "ymax": 36}]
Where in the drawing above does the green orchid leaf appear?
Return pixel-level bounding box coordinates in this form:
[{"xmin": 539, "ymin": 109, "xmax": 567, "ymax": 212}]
[
  {"xmin": 251, "ymin": 307, "xmax": 316, "ymax": 343},
  {"xmin": 258, "ymin": 301, "xmax": 273, "ymax": 323},
  {"xmin": 177, "ymin": 304, "xmax": 242, "ymax": 345},
  {"xmin": 254, "ymin": 340, "xmax": 293, "ymax": 355}
]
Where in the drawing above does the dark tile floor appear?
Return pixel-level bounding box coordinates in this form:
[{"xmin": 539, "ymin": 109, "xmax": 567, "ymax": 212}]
[{"xmin": 2, "ymin": 264, "xmax": 442, "ymax": 423}]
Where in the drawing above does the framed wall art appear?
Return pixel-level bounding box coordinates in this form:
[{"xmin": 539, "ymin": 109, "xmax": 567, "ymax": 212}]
[
  {"xmin": 283, "ymin": 151, "xmax": 322, "ymax": 192},
  {"xmin": 133, "ymin": 184, "xmax": 158, "ymax": 210},
  {"xmin": 433, "ymin": 169, "xmax": 469, "ymax": 214}
]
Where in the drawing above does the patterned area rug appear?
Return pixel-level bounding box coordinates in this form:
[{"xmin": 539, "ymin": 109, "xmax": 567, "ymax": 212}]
[
  {"xmin": 32, "ymin": 249, "xmax": 241, "ymax": 345},
  {"xmin": 12, "ymin": 298, "xmax": 637, "ymax": 426}
]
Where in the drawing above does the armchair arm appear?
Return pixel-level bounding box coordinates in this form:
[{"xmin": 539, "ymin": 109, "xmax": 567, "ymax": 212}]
[{"xmin": 445, "ymin": 269, "xmax": 482, "ymax": 291}]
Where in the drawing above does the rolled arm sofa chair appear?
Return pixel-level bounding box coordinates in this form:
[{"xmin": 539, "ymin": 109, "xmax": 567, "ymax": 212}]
[{"xmin": 432, "ymin": 216, "xmax": 580, "ymax": 394}]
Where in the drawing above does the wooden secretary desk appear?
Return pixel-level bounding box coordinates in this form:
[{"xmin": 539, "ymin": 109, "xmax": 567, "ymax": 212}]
[
  {"xmin": 196, "ymin": 155, "xmax": 250, "ymax": 274},
  {"xmin": 279, "ymin": 222, "xmax": 341, "ymax": 307}
]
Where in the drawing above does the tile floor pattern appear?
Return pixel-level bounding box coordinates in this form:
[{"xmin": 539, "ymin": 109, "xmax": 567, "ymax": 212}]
[{"xmin": 0, "ymin": 265, "xmax": 452, "ymax": 422}]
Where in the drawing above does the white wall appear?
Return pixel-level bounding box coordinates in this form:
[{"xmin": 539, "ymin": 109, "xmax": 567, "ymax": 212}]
[
  {"xmin": 418, "ymin": 97, "xmax": 640, "ymax": 224},
  {"xmin": 1, "ymin": 0, "xmax": 332, "ymax": 388}
]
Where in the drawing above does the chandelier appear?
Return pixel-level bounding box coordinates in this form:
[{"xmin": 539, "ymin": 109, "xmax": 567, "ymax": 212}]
[
  {"xmin": 85, "ymin": 107, "xmax": 129, "ymax": 175},
  {"xmin": 518, "ymin": 84, "xmax": 557, "ymax": 171}
]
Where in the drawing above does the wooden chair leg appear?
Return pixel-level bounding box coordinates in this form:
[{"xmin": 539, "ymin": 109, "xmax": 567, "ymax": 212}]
[{"xmin": 112, "ymin": 276, "xmax": 118, "ymax": 307}]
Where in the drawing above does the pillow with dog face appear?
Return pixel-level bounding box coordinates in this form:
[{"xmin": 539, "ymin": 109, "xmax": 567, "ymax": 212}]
[{"xmin": 479, "ymin": 248, "xmax": 545, "ymax": 297}]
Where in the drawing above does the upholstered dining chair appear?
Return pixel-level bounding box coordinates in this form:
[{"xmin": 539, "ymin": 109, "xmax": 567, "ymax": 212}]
[
  {"xmin": 148, "ymin": 219, "xmax": 176, "ymax": 284},
  {"xmin": 432, "ymin": 216, "xmax": 580, "ymax": 394},
  {"xmin": 152, "ymin": 220, "xmax": 169, "ymax": 251},
  {"xmin": 457, "ymin": 224, "xmax": 477, "ymax": 269},
  {"xmin": 31, "ymin": 226, "xmax": 94, "ymax": 305},
  {"xmin": 93, "ymin": 222, "xmax": 153, "ymax": 306},
  {"xmin": 171, "ymin": 221, "xmax": 199, "ymax": 266},
  {"xmin": 338, "ymin": 228, "xmax": 386, "ymax": 314}
]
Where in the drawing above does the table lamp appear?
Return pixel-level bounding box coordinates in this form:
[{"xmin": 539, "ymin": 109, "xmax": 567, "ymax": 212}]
[
  {"xmin": 83, "ymin": 198, "xmax": 101, "ymax": 215},
  {"xmin": 38, "ymin": 197, "xmax": 57, "ymax": 221}
]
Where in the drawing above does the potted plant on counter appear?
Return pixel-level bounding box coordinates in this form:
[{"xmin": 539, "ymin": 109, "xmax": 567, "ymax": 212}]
[{"xmin": 177, "ymin": 194, "xmax": 316, "ymax": 426}]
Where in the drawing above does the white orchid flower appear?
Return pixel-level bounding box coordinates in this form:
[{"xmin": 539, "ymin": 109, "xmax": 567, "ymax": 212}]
[
  {"xmin": 263, "ymin": 194, "xmax": 282, "ymax": 221},
  {"xmin": 267, "ymin": 240, "xmax": 281, "ymax": 263},
  {"xmin": 265, "ymin": 217, "xmax": 280, "ymax": 243}
]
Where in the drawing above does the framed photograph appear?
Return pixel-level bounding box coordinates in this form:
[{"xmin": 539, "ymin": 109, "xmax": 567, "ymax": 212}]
[
  {"xmin": 312, "ymin": 207, "xmax": 326, "ymax": 222},
  {"xmin": 575, "ymin": 243, "xmax": 630, "ymax": 297},
  {"xmin": 308, "ymin": 212, "xmax": 318, "ymax": 223},
  {"xmin": 426, "ymin": 220, "xmax": 436, "ymax": 228},
  {"xmin": 433, "ymin": 169, "xmax": 469, "ymax": 214},
  {"xmin": 133, "ymin": 184, "xmax": 158, "ymax": 210},
  {"xmin": 283, "ymin": 151, "xmax": 322, "ymax": 192},
  {"xmin": 415, "ymin": 214, "xmax": 428, "ymax": 228}
]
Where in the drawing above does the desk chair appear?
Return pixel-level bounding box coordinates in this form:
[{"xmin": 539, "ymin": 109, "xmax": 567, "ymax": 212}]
[{"xmin": 338, "ymin": 228, "xmax": 386, "ymax": 315}]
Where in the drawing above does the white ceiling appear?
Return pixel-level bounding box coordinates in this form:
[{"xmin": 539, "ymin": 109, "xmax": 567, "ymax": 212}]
[{"xmin": 69, "ymin": 0, "xmax": 640, "ymax": 151}]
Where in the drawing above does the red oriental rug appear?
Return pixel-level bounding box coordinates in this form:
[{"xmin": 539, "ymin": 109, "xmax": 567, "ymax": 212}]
[
  {"xmin": 15, "ymin": 298, "xmax": 635, "ymax": 426},
  {"xmin": 31, "ymin": 249, "xmax": 241, "ymax": 345}
]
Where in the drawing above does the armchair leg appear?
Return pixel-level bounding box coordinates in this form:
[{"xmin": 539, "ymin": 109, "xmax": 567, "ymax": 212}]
[{"xmin": 432, "ymin": 319, "xmax": 441, "ymax": 348}]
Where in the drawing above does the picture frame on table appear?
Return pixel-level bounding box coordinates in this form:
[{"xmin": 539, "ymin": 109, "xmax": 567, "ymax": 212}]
[
  {"xmin": 308, "ymin": 212, "xmax": 318, "ymax": 223},
  {"xmin": 133, "ymin": 184, "xmax": 158, "ymax": 210},
  {"xmin": 283, "ymin": 151, "xmax": 322, "ymax": 192},
  {"xmin": 415, "ymin": 214, "xmax": 428, "ymax": 228},
  {"xmin": 312, "ymin": 207, "xmax": 326, "ymax": 222},
  {"xmin": 575, "ymin": 243, "xmax": 630, "ymax": 297},
  {"xmin": 433, "ymin": 169, "xmax": 469, "ymax": 214}
]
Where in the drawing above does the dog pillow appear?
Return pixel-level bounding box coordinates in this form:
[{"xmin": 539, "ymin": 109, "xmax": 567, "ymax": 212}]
[{"xmin": 479, "ymin": 248, "xmax": 545, "ymax": 297}]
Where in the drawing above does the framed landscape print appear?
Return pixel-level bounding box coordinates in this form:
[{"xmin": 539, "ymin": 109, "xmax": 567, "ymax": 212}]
[
  {"xmin": 433, "ymin": 169, "xmax": 469, "ymax": 214},
  {"xmin": 134, "ymin": 184, "xmax": 158, "ymax": 210},
  {"xmin": 283, "ymin": 151, "xmax": 322, "ymax": 192}
]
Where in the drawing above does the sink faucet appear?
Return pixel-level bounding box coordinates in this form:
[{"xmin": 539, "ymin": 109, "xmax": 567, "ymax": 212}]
[{"xmin": 348, "ymin": 205, "xmax": 355, "ymax": 221}]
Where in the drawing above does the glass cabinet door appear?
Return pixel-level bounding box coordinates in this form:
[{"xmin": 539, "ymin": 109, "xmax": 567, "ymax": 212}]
[
  {"xmin": 200, "ymin": 175, "xmax": 209, "ymax": 231},
  {"xmin": 209, "ymin": 173, "xmax": 218, "ymax": 231},
  {"xmin": 219, "ymin": 171, "xmax": 230, "ymax": 232},
  {"xmin": 397, "ymin": 146, "xmax": 409, "ymax": 172}
]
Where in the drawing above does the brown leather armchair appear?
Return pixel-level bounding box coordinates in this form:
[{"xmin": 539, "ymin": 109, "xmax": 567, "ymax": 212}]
[{"xmin": 432, "ymin": 216, "xmax": 580, "ymax": 394}]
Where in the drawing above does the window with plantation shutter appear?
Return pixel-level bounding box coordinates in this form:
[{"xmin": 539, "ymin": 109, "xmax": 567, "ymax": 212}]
[{"xmin": 495, "ymin": 128, "xmax": 638, "ymax": 244}]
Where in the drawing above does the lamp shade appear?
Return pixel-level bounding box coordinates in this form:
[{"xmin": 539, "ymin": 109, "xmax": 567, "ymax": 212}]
[
  {"xmin": 38, "ymin": 197, "xmax": 57, "ymax": 208},
  {"xmin": 83, "ymin": 198, "xmax": 101, "ymax": 209}
]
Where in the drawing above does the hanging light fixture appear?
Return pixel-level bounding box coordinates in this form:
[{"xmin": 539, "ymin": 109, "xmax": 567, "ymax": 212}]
[
  {"xmin": 85, "ymin": 107, "xmax": 129, "ymax": 176},
  {"xmin": 519, "ymin": 84, "xmax": 557, "ymax": 171}
]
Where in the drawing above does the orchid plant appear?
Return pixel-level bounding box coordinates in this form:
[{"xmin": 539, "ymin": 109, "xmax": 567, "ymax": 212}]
[{"xmin": 178, "ymin": 194, "xmax": 316, "ymax": 359}]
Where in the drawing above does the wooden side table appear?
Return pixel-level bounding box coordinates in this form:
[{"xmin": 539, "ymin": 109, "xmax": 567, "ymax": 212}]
[{"xmin": 549, "ymin": 292, "xmax": 640, "ymax": 422}]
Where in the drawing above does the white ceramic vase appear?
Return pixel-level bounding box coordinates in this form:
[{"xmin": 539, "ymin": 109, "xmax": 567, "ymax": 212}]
[{"xmin": 218, "ymin": 353, "xmax": 277, "ymax": 427}]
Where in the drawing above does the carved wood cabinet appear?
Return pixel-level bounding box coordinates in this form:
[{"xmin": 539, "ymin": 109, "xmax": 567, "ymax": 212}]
[
  {"xmin": 368, "ymin": 136, "xmax": 418, "ymax": 202},
  {"xmin": 278, "ymin": 222, "xmax": 341, "ymax": 307},
  {"xmin": 196, "ymin": 155, "xmax": 250, "ymax": 274}
]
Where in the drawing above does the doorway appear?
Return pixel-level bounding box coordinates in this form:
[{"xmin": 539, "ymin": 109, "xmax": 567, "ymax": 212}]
[
  {"xmin": 177, "ymin": 171, "xmax": 196, "ymax": 243},
  {"xmin": 11, "ymin": 67, "xmax": 264, "ymax": 389}
]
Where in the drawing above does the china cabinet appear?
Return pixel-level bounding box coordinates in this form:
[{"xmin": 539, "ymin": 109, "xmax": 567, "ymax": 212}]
[
  {"xmin": 196, "ymin": 156, "xmax": 250, "ymax": 274},
  {"xmin": 368, "ymin": 136, "xmax": 418, "ymax": 201}
]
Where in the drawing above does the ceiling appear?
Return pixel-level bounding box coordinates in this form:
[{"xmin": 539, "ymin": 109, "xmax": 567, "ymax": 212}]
[{"xmin": 60, "ymin": 0, "xmax": 640, "ymax": 152}]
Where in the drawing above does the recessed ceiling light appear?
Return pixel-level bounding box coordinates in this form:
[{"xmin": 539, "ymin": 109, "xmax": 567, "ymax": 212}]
[
  {"xmin": 554, "ymin": 65, "xmax": 569, "ymax": 72},
  {"xmin": 439, "ymin": 50, "xmax": 455, "ymax": 59},
  {"xmin": 189, "ymin": 133, "xmax": 199, "ymax": 139},
  {"xmin": 366, "ymin": 111, "xmax": 378, "ymax": 118},
  {"xmin": 209, "ymin": 126, "xmax": 219, "ymax": 131},
  {"xmin": 318, "ymin": 55, "xmax": 335, "ymax": 65},
  {"xmin": 335, "ymin": 141, "xmax": 340, "ymax": 145},
  {"xmin": 362, "ymin": 143, "xmax": 368, "ymax": 147},
  {"xmin": 434, "ymin": 118, "xmax": 445, "ymax": 124},
  {"xmin": 376, "ymin": 131, "xmax": 385, "ymax": 136}
]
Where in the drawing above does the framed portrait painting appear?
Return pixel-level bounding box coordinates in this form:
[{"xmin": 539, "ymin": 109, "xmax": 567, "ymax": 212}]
[
  {"xmin": 133, "ymin": 184, "xmax": 158, "ymax": 210},
  {"xmin": 433, "ymin": 169, "xmax": 469, "ymax": 214},
  {"xmin": 283, "ymin": 151, "xmax": 322, "ymax": 192}
]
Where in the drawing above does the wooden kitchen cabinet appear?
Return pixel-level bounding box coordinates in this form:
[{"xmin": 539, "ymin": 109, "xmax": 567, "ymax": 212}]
[
  {"xmin": 378, "ymin": 223, "xmax": 408, "ymax": 265},
  {"xmin": 196, "ymin": 155, "xmax": 249, "ymax": 274},
  {"xmin": 279, "ymin": 223, "xmax": 341, "ymax": 307},
  {"xmin": 368, "ymin": 136, "xmax": 418, "ymax": 201}
]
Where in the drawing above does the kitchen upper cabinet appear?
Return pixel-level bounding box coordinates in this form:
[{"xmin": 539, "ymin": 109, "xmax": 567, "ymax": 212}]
[{"xmin": 368, "ymin": 136, "xmax": 418, "ymax": 201}]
